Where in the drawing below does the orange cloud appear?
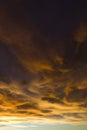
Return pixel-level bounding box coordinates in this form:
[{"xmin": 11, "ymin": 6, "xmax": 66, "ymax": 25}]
[{"xmin": 0, "ymin": 2, "xmax": 87, "ymax": 125}]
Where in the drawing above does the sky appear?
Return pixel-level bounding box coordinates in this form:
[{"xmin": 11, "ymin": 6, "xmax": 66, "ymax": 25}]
[{"xmin": 0, "ymin": 0, "xmax": 87, "ymax": 130}]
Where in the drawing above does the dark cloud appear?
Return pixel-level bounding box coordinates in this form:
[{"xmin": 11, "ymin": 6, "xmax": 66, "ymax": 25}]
[
  {"xmin": 41, "ymin": 109, "xmax": 52, "ymax": 113},
  {"xmin": 16, "ymin": 103, "xmax": 37, "ymax": 110},
  {"xmin": 63, "ymin": 113, "xmax": 83, "ymax": 119},
  {"xmin": 80, "ymin": 103, "xmax": 87, "ymax": 108},
  {"xmin": 0, "ymin": 0, "xmax": 87, "ymax": 125},
  {"xmin": 42, "ymin": 97, "xmax": 64, "ymax": 105},
  {"xmin": 66, "ymin": 88, "xmax": 87, "ymax": 102},
  {"xmin": 0, "ymin": 42, "xmax": 33, "ymax": 83}
]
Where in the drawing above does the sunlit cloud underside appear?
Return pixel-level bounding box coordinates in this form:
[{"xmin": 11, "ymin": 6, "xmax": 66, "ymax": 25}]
[{"xmin": 0, "ymin": 0, "xmax": 87, "ymax": 128}]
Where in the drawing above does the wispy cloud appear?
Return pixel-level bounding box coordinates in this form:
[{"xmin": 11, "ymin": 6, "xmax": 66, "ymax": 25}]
[{"xmin": 0, "ymin": 0, "xmax": 87, "ymax": 126}]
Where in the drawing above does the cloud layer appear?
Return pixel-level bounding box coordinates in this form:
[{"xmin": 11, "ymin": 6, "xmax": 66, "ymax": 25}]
[{"xmin": 0, "ymin": 0, "xmax": 87, "ymax": 125}]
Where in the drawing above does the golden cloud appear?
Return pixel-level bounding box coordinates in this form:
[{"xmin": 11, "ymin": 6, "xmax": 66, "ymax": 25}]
[{"xmin": 0, "ymin": 1, "xmax": 87, "ymax": 125}]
